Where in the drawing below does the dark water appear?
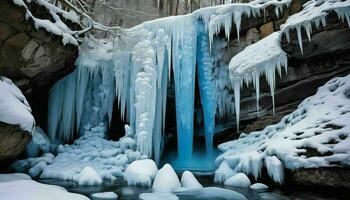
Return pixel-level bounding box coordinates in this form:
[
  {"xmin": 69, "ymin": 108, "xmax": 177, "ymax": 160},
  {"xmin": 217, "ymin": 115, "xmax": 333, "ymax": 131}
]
[{"xmin": 37, "ymin": 176, "xmax": 345, "ymax": 200}]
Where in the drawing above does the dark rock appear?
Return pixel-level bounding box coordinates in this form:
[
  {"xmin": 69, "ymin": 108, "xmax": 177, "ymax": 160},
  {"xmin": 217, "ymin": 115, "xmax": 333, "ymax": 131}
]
[{"xmin": 0, "ymin": 122, "xmax": 31, "ymax": 166}]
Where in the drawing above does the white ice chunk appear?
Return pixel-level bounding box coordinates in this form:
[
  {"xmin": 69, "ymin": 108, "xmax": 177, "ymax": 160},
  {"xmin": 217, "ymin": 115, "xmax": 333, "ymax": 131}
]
[
  {"xmin": 152, "ymin": 164, "xmax": 181, "ymax": 192},
  {"xmin": 224, "ymin": 173, "xmax": 251, "ymax": 188},
  {"xmin": 250, "ymin": 183, "xmax": 269, "ymax": 190},
  {"xmin": 139, "ymin": 193, "xmax": 178, "ymax": 200},
  {"xmin": 180, "ymin": 171, "xmax": 203, "ymax": 189},
  {"xmin": 124, "ymin": 159, "xmax": 158, "ymax": 187},
  {"xmin": 77, "ymin": 167, "xmax": 102, "ymax": 185},
  {"xmin": 91, "ymin": 192, "xmax": 118, "ymax": 200}
]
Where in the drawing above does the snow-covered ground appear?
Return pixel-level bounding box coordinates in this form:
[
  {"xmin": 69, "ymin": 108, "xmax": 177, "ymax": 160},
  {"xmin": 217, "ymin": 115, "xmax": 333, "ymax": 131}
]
[
  {"xmin": 0, "ymin": 77, "xmax": 35, "ymax": 132},
  {"xmin": 0, "ymin": 173, "xmax": 88, "ymax": 200},
  {"xmin": 216, "ymin": 73, "xmax": 350, "ymax": 183}
]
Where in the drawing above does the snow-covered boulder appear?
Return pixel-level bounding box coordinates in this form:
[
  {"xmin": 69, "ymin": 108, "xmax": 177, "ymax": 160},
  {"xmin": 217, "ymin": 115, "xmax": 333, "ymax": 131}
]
[
  {"xmin": 76, "ymin": 167, "xmax": 102, "ymax": 185},
  {"xmin": 224, "ymin": 173, "xmax": 251, "ymax": 188},
  {"xmin": 180, "ymin": 171, "xmax": 203, "ymax": 189},
  {"xmin": 0, "ymin": 180, "xmax": 88, "ymax": 200},
  {"xmin": 152, "ymin": 164, "xmax": 181, "ymax": 192},
  {"xmin": 0, "ymin": 77, "xmax": 34, "ymax": 132},
  {"xmin": 250, "ymin": 183, "xmax": 269, "ymax": 190},
  {"xmin": 124, "ymin": 159, "xmax": 158, "ymax": 186}
]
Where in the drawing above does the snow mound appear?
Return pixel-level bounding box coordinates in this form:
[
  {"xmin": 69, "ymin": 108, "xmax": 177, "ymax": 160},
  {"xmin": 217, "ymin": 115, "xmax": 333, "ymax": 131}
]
[
  {"xmin": 224, "ymin": 173, "xmax": 251, "ymax": 188},
  {"xmin": 152, "ymin": 164, "xmax": 181, "ymax": 192},
  {"xmin": 281, "ymin": 0, "xmax": 350, "ymax": 53},
  {"xmin": 180, "ymin": 171, "xmax": 203, "ymax": 189},
  {"xmin": 139, "ymin": 193, "xmax": 179, "ymax": 200},
  {"xmin": 228, "ymin": 32, "xmax": 288, "ymax": 130},
  {"xmin": 250, "ymin": 183, "xmax": 269, "ymax": 190},
  {"xmin": 91, "ymin": 192, "xmax": 118, "ymax": 199},
  {"xmin": 0, "ymin": 173, "xmax": 31, "ymax": 183},
  {"xmin": 0, "ymin": 77, "xmax": 35, "ymax": 132},
  {"xmin": 124, "ymin": 159, "xmax": 158, "ymax": 186},
  {"xmin": 0, "ymin": 180, "xmax": 89, "ymax": 200},
  {"xmin": 14, "ymin": 123, "xmax": 138, "ymax": 184},
  {"xmin": 216, "ymin": 74, "xmax": 350, "ymax": 183},
  {"xmin": 178, "ymin": 187, "xmax": 247, "ymax": 200},
  {"xmin": 77, "ymin": 167, "xmax": 102, "ymax": 185}
]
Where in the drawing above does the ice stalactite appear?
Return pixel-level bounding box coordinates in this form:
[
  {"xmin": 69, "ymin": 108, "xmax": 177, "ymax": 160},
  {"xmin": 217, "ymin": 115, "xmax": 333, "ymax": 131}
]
[
  {"xmin": 48, "ymin": 41, "xmax": 115, "ymax": 142},
  {"xmin": 281, "ymin": 0, "xmax": 350, "ymax": 54},
  {"xmin": 197, "ymin": 21, "xmax": 216, "ymax": 155},
  {"xmin": 229, "ymin": 32, "xmax": 288, "ymax": 131}
]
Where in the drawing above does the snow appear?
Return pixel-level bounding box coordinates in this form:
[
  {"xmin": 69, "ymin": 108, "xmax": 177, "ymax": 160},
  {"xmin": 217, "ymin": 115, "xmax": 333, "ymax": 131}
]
[
  {"xmin": 281, "ymin": 0, "xmax": 350, "ymax": 53},
  {"xmin": 180, "ymin": 171, "xmax": 203, "ymax": 189},
  {"xmin": 14, "ymin": 123, "xmax": 138, "ymax": 185},
  {"xmin": 228, "ymin": 32, "xmax": 288, "ymax": 131},
  {"xmin": 91, "ymin": 192, "xmax": 118, "ymax": 199},
  {"xmin": 178, "ymin": 187, "xmax": 247, "ymax": 200},
  {"xmin": 0, "ymin": 77, "xmax": 35, "ymax": 132},
  {"xmin": 139, "ymin": 193, "xmax": 179, "ymax": 200},
  {"xmin": 0, "ymin": 173, "xmax": 31, "ymax": 183},
  {"xmin": 152, "ymin": 164, "xmax": 181, "ymax": 192},
  {"xmin": 78, "ymin": 166, "xmax": 102, "ymax": 185},
  {"xmin": 224, "ymin": 173, "xmax": 251, "ymax": 188},
  {"xmin": 250, "ymin": 183, "xmax": 269, "ymax": 190},
  {"xmin": 216, "ymin": 73, "xmax": 350, "ymax": 183},
  {"xmin": 0, "ymin": 180, "xmax": 89, "ymax": 200},
  {"xmin": 124, "ymin": 159, "xmax": 158, "ymax": 186}
]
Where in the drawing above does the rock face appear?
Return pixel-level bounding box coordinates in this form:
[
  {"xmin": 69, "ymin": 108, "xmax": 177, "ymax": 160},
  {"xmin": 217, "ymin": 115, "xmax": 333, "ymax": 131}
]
[
  {"xmin": 0, "ymin": 122, "xmax": 31, "ymax": 171},
  {"xmin": 0, "ymin": 0, "xmax": 79, "ymax": 130}
]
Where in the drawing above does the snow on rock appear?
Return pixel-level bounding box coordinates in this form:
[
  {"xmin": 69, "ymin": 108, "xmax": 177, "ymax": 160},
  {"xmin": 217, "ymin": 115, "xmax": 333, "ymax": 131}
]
[
  {"xmin": 152, "ymin": 164, "xmax": 181, "ymax": 192},
  {"xmin": 181, "ymin": 171, "xmax": 203, "ymax": 189},
  {"xmin": 228, "ymin": 32, "xmax": 288, "ymax": 130},
  {"xmin": 77, "ymin": 166, "xmax": 102, "ymax": 185},
  {"xmin": 0, "ymin": 180, "xmax": 89, "ymax": 200},
  {"xmin": 91, "ymin": 192, "xmax": 118, "ymax": 199},
  {"xmin": 281, "ymin": 0, "xmax": 350, "ymax": 53},
  {"xmin": 216, "ymin": 73, "xmax": 350, "ymax": 183},
  {"xmin": 214, "ymin": 160, "xmax": 236, "ymax": 183},
  {"xmin": 139, "ymin": 193, "xmax": 179, "ymax": 200},
  {"xmin": 0, "ymin": 77, "xmax": 35, "ymax": 132},
  {"xmin": 0, "ymin": 173, "xmax": 31, "ymax": 183},
  {"xmin": 250, "ymin": 183, "xmax": 269, "ymax": 190},
  {"xmin": 26, "ymin": 126, "xmax": 51, "ymax": 157},
  {"xmin": 224, "ymin": 173, "xmax": 251, "ymax": 188},
  {"xmin": 124, "ymin": 159, "xmax": 158, "ymax": 186},
  {"xmin": 14, "ymin": 123, "xmax": 138, "ymax": 185}
]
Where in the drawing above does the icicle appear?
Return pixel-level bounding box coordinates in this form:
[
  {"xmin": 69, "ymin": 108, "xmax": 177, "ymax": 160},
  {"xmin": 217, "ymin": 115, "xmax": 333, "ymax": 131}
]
[
  {"xmin": 234, "ymin": 79, "xmax": 241, "ymax": 132},
  {"xmin": 254, "ymin": 72, "xmax": 260, "ymax": 116},
  {"xmin": 296, "ymin": 26, "xmax": 303, "ymax": 54}
]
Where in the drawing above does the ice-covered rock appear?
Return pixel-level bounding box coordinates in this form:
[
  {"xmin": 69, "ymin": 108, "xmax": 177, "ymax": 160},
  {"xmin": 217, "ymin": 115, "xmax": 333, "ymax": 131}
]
[
  {"xmin": 214, "ymin": 160, "xmax": 236, "ymax": 183},
  {"xmin": 0, "ymin": 77, "xmax": 34, "ymax": 132},
  {"xmin": 216, "ymin": 74, "xmax": 350, "ymax": 183},
  {"xmin": 180, "ymin": 171, "xmax": 203, "ymax": 189},
  {"xmin": 224, "ymin": 173, "xmax": 251, "ymax": 188},
  {"xmin": 91, "ymin": 192, "xmax": 118, "ymax": 199},
  {"xmin": 26, "ymin": 127, "xmax": 51, "ymax": 157},
  {"xmin": 250, "ymin": 183, "xmax": 269, "ymax": 190},
  {"xmin": 124, "ymin": 159, "xmax": 158, "ymax": 186},
  {"xmin": 139, "ymin": 193, "xmax": 179, "ymax": 200},
  {"xmin": 0, "ymin": 180, "xmax": 89, "ymax": 200},
  {"xmin": 77, "ymin": 167, "xmax": 102, "ymax": 185},
  {"xmin": 152, "ymin": 164, "xmax": 181, "ymax": 192}
]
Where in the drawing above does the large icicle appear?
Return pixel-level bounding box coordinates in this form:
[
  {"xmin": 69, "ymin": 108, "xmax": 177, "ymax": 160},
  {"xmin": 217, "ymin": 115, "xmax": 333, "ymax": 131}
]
[
  {"xmin": 197, "ymin": 21, "xmax": 216, "ymax": 155},
  {"xmin": 228, "ymin": 32, "xmax": 288, "ymax": 131}
]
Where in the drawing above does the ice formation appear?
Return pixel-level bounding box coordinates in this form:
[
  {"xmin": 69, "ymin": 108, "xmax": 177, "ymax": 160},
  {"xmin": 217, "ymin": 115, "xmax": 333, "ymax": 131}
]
[
  {"xmin": 0, "ymin": 173, "xmax": 31, "ymax": 183},
  {"xmin": 228, "ymin": 32, "xmax": 288, "ymax": 130},
  {"xmin": 250, "ymin": 183, "xmax": 269, "ymax": 190},
  {"xmin": 281, "ymin": 0, "xmax": 350, "ymax": 53},
  {"xmin": 152, "ymin": 164, "xmax": 181, "ymax": 192},
  {"xmin": 216, "ymin": 74, "xmax": 350, "ymax": 183},
  {"xmin": 91, "ymin": 192, "xmax": 118, "ymax": 200},
  {"xmin": 0, "ymin": 179, "xmax": 89, "ymax": 200},
  {"xmin": 124, "ymin": 159, "xmax": 158, "ymax": 186},
  {"xmin": 77, "ymin": 166, "xmax": 102, "ymax": 185},
  {"xmin": 223, "ymin": 173, "xmax": 251, "ymax": 188},
  {"xmin": 139, "ymin": 193, "xmax": 179, "ymax": 200},
  {"xmin": 177, "ymin": 187, "xmax": 247, "ymax": 200},
  {"xmin": 180, "ymin": 171, "xmax": 203, "ymax": 189},
  {"xmin": 0, "ymin": 77, "xmax": 35, "ymax": 132},
  {"xmin": 26, "ymin": 127, "xmax": 52, "ymax": 157}
]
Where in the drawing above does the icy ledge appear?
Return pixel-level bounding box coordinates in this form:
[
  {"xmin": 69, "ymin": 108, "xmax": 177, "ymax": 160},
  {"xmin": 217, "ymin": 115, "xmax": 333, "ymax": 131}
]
[
  {"xmin": 215, "ymin": 73, "xmax": 350, "ymax": 183},
  {"xmin": 228, "ymin": 32, "xmax": 288, "ymax": 130},
  {"xmin": 281, "ymin": 0, "xmax": 350, "ymax": 54},
  {"xmin": 0, "ymin": 77, "xmax": 35, "ymax": 132}
]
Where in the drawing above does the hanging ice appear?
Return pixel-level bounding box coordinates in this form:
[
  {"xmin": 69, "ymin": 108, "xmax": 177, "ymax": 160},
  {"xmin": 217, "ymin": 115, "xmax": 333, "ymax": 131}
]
[{"xmin": 228, "ymin": 32, "xmax": 288, "ymax": 131}]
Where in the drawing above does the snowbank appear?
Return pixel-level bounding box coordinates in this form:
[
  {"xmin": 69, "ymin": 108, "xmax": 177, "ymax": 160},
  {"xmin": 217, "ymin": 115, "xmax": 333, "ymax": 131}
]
[
  {"xmin": 180, "ymin": 171, "xmax": 203, "ymax": 189},
  {"xmin": 216, "ymin": 73, "xmax": 350, "ymax": 183},
  {"xmin": 0, "ymin": 173, "xmax": 31, "ymax": 183},
  {"xmin": 0, "ymin": 180, "xmax": 89, "ymax": 200},
  {"xmin": 178, "ymin": 187, "xmax": 247, "ymax": 200},
  {"xmin": 78, "ymin": 167, "xmax": 102, "ymax": 185},
  {"xmin": 124, "ymin": 159, "xmax": 158, "ymax": 186},
  {"xmin": 152, "ymin": 164, "xmax": 181, "ymax": 192},
  {"xmin": 91, "ymin": 192, "xmax": 118, "ymax": 199},
  {"xmin": 0, "ymin": 77, "xmax": 35, "ymax": 132}
]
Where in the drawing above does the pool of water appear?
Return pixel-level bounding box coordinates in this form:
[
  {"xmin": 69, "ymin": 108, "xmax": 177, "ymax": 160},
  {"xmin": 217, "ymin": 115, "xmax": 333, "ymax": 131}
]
[{"xmin": 37, "ymin": 176, "xmax": 344, "ymax": 200}]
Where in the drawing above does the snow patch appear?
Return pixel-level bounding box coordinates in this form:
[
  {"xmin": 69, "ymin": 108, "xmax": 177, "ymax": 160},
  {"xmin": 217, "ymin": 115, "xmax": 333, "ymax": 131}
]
[
  {"xmin": 152, "ymin": 164, "xmax": 181, "ymax": 192},
  {"xmin": 180, "ymin": 171, "xmax": 203, "ymax": 189},
  {"xmin": 124, "ymin": 159, "xmax": 158, "ymax": 186}
]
